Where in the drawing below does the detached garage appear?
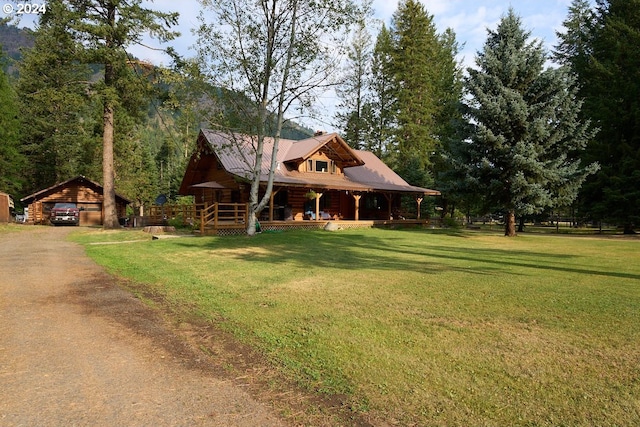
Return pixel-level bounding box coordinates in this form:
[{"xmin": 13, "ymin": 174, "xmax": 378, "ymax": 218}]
[{"xmin": 20, "ymin": 176, "xmax": 130, "ymax": 226}]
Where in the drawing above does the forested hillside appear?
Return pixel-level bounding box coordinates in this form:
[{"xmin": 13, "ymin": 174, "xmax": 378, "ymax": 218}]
[{"xmin": 0, "ymin": 22, "xmax": 312, "ymax": 214}]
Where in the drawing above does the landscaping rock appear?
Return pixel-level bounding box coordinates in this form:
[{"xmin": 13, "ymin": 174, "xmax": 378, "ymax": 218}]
[
  {"xmin": 143, "ymin": 226, "xmax": 176, "ymax": 234},
  {"xmin": 323, "ymin": 221, "xmax": 341, "ymax": 232}
]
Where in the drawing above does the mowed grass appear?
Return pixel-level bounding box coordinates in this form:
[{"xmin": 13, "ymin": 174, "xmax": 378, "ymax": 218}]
[{"xmin": 71, "ymin": 228, "xmax": 640, "ymax": 426}]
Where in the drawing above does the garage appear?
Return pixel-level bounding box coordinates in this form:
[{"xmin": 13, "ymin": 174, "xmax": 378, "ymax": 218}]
[{"xmin": 20, "ymin": 176, "xmax": 130, "ymax": 226}]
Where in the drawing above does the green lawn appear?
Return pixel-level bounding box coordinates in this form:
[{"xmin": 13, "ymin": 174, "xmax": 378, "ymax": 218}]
[{"xmin": 71, "ymin": 228, "xmax": 640, "ymax": 426}]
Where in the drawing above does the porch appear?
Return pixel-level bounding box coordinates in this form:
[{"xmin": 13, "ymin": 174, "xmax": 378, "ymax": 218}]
[{"xmin": 145, "ymin": 203, "xmax": 439, "ymax": 236}]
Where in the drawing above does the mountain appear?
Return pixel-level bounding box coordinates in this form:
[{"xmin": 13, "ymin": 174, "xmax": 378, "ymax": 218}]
[{"xmin": 0, "ymin": 23, "xmax": 34, "ymax": 62}]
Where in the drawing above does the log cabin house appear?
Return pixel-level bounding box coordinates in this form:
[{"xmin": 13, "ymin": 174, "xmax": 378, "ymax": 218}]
[
  {"xmin": 179, "ymin": 130, "xmax": 440, "ymax": 233},
  {"xmin": 21, "ymin": 176, "xmax": 130, "ymax": 226}
]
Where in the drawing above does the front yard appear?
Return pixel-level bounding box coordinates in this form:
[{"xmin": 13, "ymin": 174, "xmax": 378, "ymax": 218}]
[{"xmin": 70, "ymin": 227, "xmax": 640, "ymax": 426}]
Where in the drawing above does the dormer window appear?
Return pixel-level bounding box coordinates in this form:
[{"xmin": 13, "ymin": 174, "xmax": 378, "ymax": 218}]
[
  {"xmin": 305, "ymin": 159, "xmax": 335, "ymax": 173},
  {"xmin": 315, "ymin": 160, "xmax": 328, "ymax": 173}
]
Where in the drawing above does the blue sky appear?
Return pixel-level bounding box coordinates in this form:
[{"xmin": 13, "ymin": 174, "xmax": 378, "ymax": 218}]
[
  {"xmin": 4, "ymin": 0, "xmax": 593, "ymax": 128},
  {"xmin": 6, "ymin": 0, "xmax": 589, "ymax": 69},
  {"xmin": 137, "ymin": 0, "xmax": 594, "ymax": 129},
  {"xmin": 117, "ymin": 0, "xmax": 590, "ymax": 68}
]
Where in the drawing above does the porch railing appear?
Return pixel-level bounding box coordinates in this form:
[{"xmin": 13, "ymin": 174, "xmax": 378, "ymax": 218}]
[
  {"xmin": 147, "ymin": 204, "xmax": 197, "ymax": 226},
  {"xmin": 199, "ymin": 202, "xmax": 248, "ymax": 234}
]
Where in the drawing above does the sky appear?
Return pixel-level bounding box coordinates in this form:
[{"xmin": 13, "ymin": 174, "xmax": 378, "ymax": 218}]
[
  {"xmin": 126, "ymin": 0, "xmax": 586, "ymax": 129},
  {"xmin": 5, "ymin": 0, "xmax": 592, "ymax": 129},
  {"xmin": 115, "ymin": 0, "xmax": 587, "ymax": 68}
]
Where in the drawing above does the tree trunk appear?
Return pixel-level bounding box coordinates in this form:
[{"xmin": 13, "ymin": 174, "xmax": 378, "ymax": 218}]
[
  {"xmin": 102, "ymin": 6, "xmax": 120, "ymax": 230},
  {"xmin": 505, "ymin": 210, "xmax": 516, "ymax": 236},
  {"xmin": 517, "ymin": 216, "xmax": 525, "ymax": 232},
  {"xmin": 102, "ymin": 101, "xmax": 120, "ymax": 229}
]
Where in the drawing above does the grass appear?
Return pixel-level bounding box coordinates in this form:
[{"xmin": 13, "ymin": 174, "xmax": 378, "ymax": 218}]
[{"xmin": 70, "ymin": 227, "xmax": 640, "ymax": 426}]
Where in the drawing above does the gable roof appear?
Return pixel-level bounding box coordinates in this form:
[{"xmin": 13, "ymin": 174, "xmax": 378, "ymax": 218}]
[
  {"xmin": 20, "ymin": 176, "xmax": 131, "ymax": 204},
  {"xmin": 282, "ymin": 132, "xmax": 365, "ymax": 168},
  {"xmin": 195, "ymin": 130, "xmax": 440, "ymax": 195}
]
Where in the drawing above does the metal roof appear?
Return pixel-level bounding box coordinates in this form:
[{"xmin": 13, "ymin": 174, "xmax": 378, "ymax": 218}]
[
  {"xmin": 199, "ymin": 130, "xmax": 440, "ymax": 195},
  {"xmin": 20, "ymin": 176, "xmax": 132, "ymax": 204}
]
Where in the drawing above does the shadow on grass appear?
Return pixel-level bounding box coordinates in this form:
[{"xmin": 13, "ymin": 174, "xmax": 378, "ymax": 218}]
[{"xmin": 169, "ymin": 229, "xmax": 640, "ymax": 282}]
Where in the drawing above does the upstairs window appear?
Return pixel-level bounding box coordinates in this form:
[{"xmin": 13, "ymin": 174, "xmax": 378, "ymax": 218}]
[
  {"xmin": 305, "ymin": 159, "xmax": 336, "ymax": 173},
  {"xmin": 315, "ymin": 160, "xmax": 329, "ymax": 173}
]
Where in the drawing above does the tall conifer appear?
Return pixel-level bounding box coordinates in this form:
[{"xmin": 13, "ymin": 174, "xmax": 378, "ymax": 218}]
[
  {"xmin": 567, "ymin": 0, "xmax": 640, "ymax": 233},
  {"xmin": 463, "ymin": 10, "xmax": 597, "ymax": 236}
]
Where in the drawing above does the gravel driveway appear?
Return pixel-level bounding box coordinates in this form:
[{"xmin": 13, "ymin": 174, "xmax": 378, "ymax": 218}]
[{"xmin": 0, "ymin": 227, "xmax": 286, "ymax": 426}]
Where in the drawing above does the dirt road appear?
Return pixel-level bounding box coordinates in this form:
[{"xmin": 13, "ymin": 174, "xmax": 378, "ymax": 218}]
[{"xmin": 0, "ymin": 227, "xmax": 286, "ymax": 426}]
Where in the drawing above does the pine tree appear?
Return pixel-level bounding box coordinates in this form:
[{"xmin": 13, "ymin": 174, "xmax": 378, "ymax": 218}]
[
  {"xmin": 362, "ymin": 24, "xmax": 396, "ymax": 159},
  {"xmin": 64, "ymin": 0, "xmax": 179, "ymax": 229},
  {"xmin": 553, "ymin": 0, "xmax": 595, "ymax": 76},
  {"xmin": 16, "ymin": 1, "xmax": 98, "ymax": 194},
  {"xmin": 335, "ymin": 21, "xmax": 372, "ymax": 150},
  {"xmin": 463, "ymin": 9, "xmax": 598, "ymax": 236},
  {"xmin": 0, "ymin": 49, "xmax": 25, "ymax": 196},
  {"xmin": 567, "ymin": 0, "xmax": 640, "ymax": 233},
  {"xmin": 389, "ymin": 0, "xmax": 460, "ymax": 189}
]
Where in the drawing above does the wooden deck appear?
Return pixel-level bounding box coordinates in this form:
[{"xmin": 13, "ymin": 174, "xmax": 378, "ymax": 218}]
[{"xmin": 145, "ymin": 203, "xmax": 438, "ymax": 236}]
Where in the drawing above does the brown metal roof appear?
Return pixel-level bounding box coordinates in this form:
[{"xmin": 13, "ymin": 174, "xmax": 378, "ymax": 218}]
[
  {"xmin": 20, "ymin": 176, "xmax": 132, "ymax": 204},
  {"xmin": 199, "ymin": 130, "xmax": 439, "ymax": 195},
  {"xmin": 282, "ymin": 133, "xmax": 364, "ymax": 167}
]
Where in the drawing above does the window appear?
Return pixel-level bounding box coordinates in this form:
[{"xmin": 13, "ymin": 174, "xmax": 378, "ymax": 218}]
[
  {"xmin": 315, "ymin": 160, "xmax": 328, "ymax": 173},
  {"xmin": 307, "ymin": 159, "xmax": 313, "ymax": 172}
]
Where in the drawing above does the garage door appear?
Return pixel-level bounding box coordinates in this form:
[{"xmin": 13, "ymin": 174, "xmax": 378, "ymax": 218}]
[{"xmin": 77, "ymin": 203, "xmax": 102, "ymax": 226}]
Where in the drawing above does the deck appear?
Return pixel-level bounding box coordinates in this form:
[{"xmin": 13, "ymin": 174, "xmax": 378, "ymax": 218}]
[{"xmin": 146, "ymin": 203, "xmax": 438, "ymax": 236}]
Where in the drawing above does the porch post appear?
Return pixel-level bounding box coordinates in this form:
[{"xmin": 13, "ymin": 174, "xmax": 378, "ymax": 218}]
[
  {"xmin": 384, "ymin": 193, "xmax": 393, "ymax": 220},
  {"xmin": 416, "ymin": 196, "xmax": 424, "ymax": 219},
  {"xmin": 268, "ymin": 188, "xmax": 280, "ymax": 221},
  {"xmin": 315, "ymin": 192, "xmax": 323, "ymax": 221},
  {"xmin": 201, "ymin": 202, "xmax": 207, "ymax": 234},
  {"xmin": 353, "ymin": 194, "xmax": 361, "ymax": 221}
]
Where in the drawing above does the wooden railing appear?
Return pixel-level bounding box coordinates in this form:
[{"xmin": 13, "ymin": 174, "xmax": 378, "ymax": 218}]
[
  {"xmin": 147, "ymin": 204, "xmax": 197, "ymax": 226},
  {"xmin": 199, "ymin": 202, "xmax": 248, "ymax": 234}
]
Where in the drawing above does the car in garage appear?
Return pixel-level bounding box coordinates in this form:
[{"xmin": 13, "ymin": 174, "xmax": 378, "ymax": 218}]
[{"xmin": 50, "ymin": 202, "xmax": 80, "ymax": 226}]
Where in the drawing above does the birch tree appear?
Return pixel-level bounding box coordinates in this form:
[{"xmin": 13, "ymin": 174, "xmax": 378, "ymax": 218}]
[{"xmin": 195, "ymin": 0, "xmax": 361, "ymax": 235}]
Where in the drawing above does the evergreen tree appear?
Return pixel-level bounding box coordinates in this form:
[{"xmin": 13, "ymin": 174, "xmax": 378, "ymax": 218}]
[
  {"xmin": 335, "ymin": 21, "xmax": 372, "ymax": 150},
  {"xmin": 362, "ymin": 24, "xmax": 396, "ymax": 159},
  {"xmin": 16, "ymin": 1, "xmax": 98, "ymax": 194},
  {"xmin": 0, "ymin": 49, "xmax": 25, "ymax": 196},
  {"xmin": 553, "ymin": 0, "xmax": 596, "ymax": 77},
  {"xmin": 389, "ymin": 0, "xmax": 460, "ymax": 189},
  {"xmin": 568, "ymin": 0, "xmax": 640, "ymax": 233},
  {"xmin": 64, "ymin": 0, "xmax": 179, "ymax": 229},
  {"xmin": 462, "ymin": 9, "xmax": 598, "ymax": 236}
]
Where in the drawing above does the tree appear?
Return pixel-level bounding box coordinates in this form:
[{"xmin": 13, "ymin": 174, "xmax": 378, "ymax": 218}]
[
  {"xmin": 64, "ymin": 0, "xmax": 179, "ymax": 229},
  {"xmin": 335, "ymin": 21, "xmax": 372, "ymax": 150},
  {"xmin": 195, "ymin": 0, "xmax": 361, "ymax": 235},
  {"xmin": 16, "ymin": 1, "xmax": 98, "ymax": 194},
  {"xmin": 553, "ymin": 0, "xmax": 596, "ymax": 76},
  {"xmin": 0, "ymin": 48, "xmax": 25, "ymax": 196},
  {"xmin": 362, "ymin": 24, "xmax": 396, "ymax": 159},
  {"xmin": 462, "ymin": 9, "xmax": 598, "ymax": 236},
  {"xmin": 560, "ymin": 0, "xmax": 640, "ymax": 233},
  {"xmin": 389, "ymin": 0, "xmax": 460, "ymax": 189}
]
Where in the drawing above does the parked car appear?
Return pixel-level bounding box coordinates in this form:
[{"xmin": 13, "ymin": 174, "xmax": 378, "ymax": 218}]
[{"xmin": 50, "ymin": 202, "xmax": 80, "ymax": 226}]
